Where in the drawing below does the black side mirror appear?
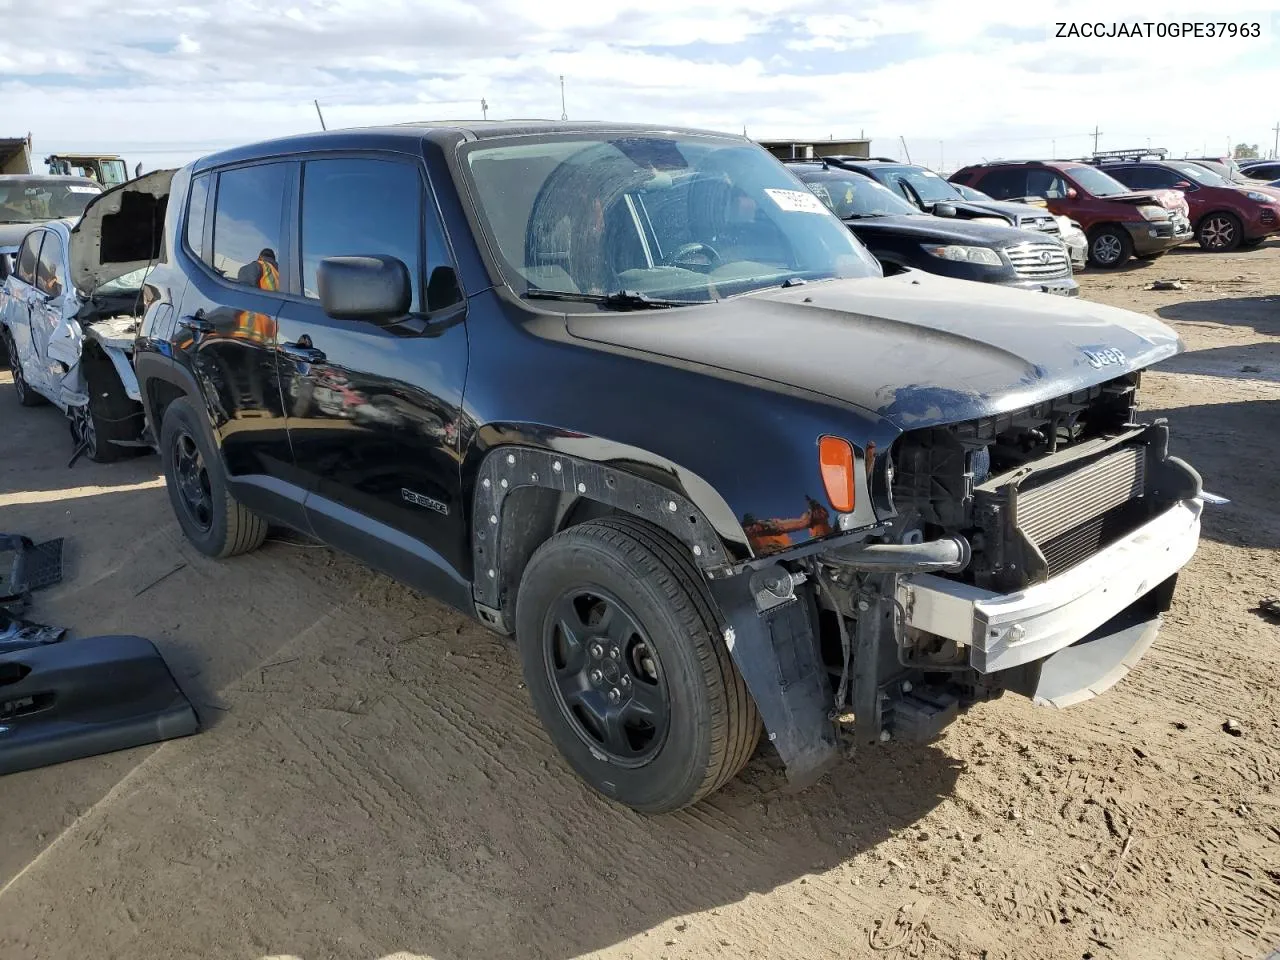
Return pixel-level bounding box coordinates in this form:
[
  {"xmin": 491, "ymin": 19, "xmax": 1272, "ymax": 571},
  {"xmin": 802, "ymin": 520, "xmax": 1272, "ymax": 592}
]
[
  {"xmin": 317, "ymin": 255, "xmax": 411, "ymax": 324},
  {"xmin": 933, "ymin": 202, "xmax": 957, "ymax": 218}
]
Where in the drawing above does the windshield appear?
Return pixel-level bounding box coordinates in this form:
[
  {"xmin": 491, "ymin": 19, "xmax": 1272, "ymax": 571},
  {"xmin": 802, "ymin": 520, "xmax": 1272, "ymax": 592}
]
[
  {"xmin": 1167, "ymin": 160, "xmax": 1229, "ymax": 186},
  {"xmin": 879, "ymin": 166, "xmax": 962, "ymax": 204},
  {"xmin": 0, "ymin": 178, "xmax": 101, "ymax": 223},
  {"xmin": 1064, "ymin": 165, "xmax": 1132, "ymax": 197},
  {"xmin": 96, "ymin": 266, "xmax": 151, "ymax": 295},
  {"xmin": 954, "ymin": 183, "xmax": 993, "ymax": 201},
  {"xmin": 462, "ymin": 135, "xmax": 880, "ymax": 303},
  {"xmin": 797, "ymin": 172, "xmax": 920, "ymax": 218}
]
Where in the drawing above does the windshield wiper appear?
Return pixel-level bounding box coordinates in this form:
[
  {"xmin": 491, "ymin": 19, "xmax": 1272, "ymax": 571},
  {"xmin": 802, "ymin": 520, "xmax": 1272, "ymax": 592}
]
[{"xmin": 525, "ymin": 289, "xmax": 699, "ymax": 310}]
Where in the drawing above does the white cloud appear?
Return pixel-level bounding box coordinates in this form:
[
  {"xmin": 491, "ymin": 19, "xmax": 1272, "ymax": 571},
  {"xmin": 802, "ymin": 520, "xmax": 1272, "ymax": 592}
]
[{"xmin": 0, "ymin": 0, "xmax": 1276, "ymax": 172}]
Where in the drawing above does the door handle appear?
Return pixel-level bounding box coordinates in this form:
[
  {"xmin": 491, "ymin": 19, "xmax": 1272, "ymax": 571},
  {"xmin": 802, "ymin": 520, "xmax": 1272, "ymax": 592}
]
[
  {"xmin": 277, "ymin": 339, "xmax": 326, "ymax": 364},
  {"xmin": 178, "ymin": 314, "xmax": 213, "ymax": 333}
]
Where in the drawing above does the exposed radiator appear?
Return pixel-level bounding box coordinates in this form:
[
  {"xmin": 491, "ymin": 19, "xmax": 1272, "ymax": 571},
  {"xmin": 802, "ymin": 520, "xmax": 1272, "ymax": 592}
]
[{"xmin": 1015, "ymin": 445, "xmax": 1146, "ymax": 567}]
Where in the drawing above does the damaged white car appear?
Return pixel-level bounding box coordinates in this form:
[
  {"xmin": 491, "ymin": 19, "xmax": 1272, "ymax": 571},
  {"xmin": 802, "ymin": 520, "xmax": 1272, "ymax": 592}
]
[{"xmin": 0, "ymin": 170, "xmax": 172, "ymax": 462}]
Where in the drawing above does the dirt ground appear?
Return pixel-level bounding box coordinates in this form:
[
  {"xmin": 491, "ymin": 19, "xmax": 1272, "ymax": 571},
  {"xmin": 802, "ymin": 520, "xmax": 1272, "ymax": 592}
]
[{"xmin": 0, "ymin": 243, "xmax": 1277, "ymax": 960}]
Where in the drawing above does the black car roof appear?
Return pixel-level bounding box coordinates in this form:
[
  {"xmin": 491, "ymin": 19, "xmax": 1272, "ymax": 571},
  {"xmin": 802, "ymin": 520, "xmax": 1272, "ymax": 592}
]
[{"xmin": 193, "ymin": 121, "xmax": 746, "ymax": 172}]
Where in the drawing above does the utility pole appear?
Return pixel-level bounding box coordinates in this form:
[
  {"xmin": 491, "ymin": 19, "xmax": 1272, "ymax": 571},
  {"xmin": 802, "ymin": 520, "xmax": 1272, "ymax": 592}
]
[
  {"xmin": 481, "ymin": 98, "xmax": 488, "ymax": 120},
  {"xmin": 1091, "ymin": 125, "xmax": 1102, "ymax": 153},
  {"xmin": 1272, "ymin": 121, "xmax": 1279, "ymax": 159},
  {"xmin": 559, "ymin": 75, "xmax": 567, "ymax": 121},
  {"xmin": 1052, "ymin": 138, "xmax": 1056, "ymax": 157}
]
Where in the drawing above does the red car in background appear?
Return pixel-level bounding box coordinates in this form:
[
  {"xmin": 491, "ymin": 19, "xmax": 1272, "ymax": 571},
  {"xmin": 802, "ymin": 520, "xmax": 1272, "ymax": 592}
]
[
  {"xmin": 1090, "ymin": 152, "xmax": 1280, "ymax": 251},
  {"xmin": 949, "ymin": 160, "xmax": 1193, "ymax": 268}
]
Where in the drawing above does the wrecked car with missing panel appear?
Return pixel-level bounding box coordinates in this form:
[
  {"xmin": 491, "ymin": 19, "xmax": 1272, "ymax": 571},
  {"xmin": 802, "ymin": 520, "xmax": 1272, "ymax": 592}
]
[{"xmin": 125, "ymin": 122, "xmax": 1208, "ymax": 814}]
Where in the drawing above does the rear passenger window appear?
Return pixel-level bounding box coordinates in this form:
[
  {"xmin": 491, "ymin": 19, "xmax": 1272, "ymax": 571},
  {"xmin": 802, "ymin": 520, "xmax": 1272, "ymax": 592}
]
[
  {"xmin": 300, "ymin": 158, "xmax": 426, "ymax": 310},
  {"xmin": 976, "ymin": 169, "xmax": 1027, "ymax": 200},
  {"xmin": 15, "ymin": 232, "xmax": 42, "ymax": 285},
  {"xmin": 186, "ymin": 173, "xmax": 211, "ymax": 263},
  {"xmin": 211, "ymin": 163, "xmax": 288, "ymax": 290},
  {"xmin": 35, "ymin": 231, "xmax": 65, "ymax": 297}
]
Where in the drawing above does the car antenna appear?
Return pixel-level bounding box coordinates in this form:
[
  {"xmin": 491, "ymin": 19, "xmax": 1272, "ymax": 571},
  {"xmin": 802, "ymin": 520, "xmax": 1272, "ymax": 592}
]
[
  {"xmin": 314, "ymin": 99, "xmax": 328, "ymax": 131},
  {"xmin": 900, "ymin": 136, "xmax": 912, "ymax": 163}
]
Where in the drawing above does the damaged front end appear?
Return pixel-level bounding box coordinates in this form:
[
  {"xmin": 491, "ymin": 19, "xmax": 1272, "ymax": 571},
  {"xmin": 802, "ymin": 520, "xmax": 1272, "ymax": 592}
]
[{"xmin": 712, "ymin": 372, "xmax": 1209, "ymax": 787}]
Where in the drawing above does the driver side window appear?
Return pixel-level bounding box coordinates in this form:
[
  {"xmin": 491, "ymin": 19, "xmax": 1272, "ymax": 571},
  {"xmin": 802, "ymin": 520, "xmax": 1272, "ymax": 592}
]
[
  {"xmin": 1025, "ymin": 170, "xmax": 1068, "ymax": 199},
  {"xmin": 15, "ymin": 232, "xmax": 42, "ymax": 286},
  {"xmin": 35, "ymin": 232, "xmax": 66, "ymax": 298}
]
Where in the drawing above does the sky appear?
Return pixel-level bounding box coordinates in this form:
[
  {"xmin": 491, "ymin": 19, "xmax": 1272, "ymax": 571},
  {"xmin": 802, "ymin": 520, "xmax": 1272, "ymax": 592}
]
[{"xmin": 2, "ymin": 0, "xmax": 1278, "ymax": 175}]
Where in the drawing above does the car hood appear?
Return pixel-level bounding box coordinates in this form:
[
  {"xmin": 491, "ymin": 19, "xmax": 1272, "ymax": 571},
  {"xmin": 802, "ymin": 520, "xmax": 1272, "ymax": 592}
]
[
  {"xmin": 845, "ymin": 215, "xmax": 1041, "ymax": 246},
  {"xmin": 69, "ymin": 168, "xmax": 175, "ymax": 293},
  {"xmin": 1235, "ymin": 183, "xmax": 1280, "ymax": 201},
  {"xmin": 943, "ymin": 198, "xmax": 1056, "ymax": 226},
  {"xmin": 565, "ymin": 270, "xmax": 1181, "ymax": 430},
  {"xmin": 1104, "ymin": 188, "xmax": 1183, "ymax": 212}
]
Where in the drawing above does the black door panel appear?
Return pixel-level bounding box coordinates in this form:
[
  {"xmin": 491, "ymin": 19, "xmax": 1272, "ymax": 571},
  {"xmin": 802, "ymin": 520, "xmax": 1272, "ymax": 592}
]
[
  {"xmin": 279, "ymin": 154, "xmax": 471, "ymax": 588},
  {"xmin": 171, "ymin": 161, "xmax": 295, "ymax": 487}
]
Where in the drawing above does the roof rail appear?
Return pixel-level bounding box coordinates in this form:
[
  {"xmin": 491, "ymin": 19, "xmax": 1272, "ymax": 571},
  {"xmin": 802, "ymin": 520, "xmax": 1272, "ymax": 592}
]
[{"xmin": 1092, "ymin": 147, "xmax": 1168, "ymax": 161}]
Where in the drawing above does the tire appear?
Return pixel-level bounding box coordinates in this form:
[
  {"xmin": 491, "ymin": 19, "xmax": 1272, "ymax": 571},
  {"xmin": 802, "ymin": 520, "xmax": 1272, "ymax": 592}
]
[
  {"xmin": 1239, "ymin": 237, "xmax": 1264, "ymax": 249},
  {"xmin": 1197, "ymin": 212, "xmax": 1243, "ymax": 252},
  {"xmin": 1087, "ymin": 225, "xmax": 1133, "ymax": 269},
  {"xmin": 515, "ymin": 516, "xmax": 760, "ymax": 813},
  {"xmin": 159, "ymin": 397, "xmax": 267, "ymax": 558},
  {"xmin": 1136, "ymin": 251, "xmax": 1166, "ymax": 261},
  {"xmin": 3, "ymin": 327, "xmax": 48, "ymax": 407},
  {"xmin": 71, "ymin": 346, "xmax": 146, "ymax": 463}
]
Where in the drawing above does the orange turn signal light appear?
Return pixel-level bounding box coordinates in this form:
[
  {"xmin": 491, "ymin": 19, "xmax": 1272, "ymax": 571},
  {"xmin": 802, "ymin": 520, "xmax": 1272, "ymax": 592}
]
[{"xmin": 818, "ymin": 436, "xmax": 856, "ymax": 514}]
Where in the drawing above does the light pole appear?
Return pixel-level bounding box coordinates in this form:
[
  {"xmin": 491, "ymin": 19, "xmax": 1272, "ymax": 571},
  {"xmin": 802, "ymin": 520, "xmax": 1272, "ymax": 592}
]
[
  {"xmin": 560, "ymin": 76, "xmax": 567, "ymax": 121},
  {"xmin": 481, "ymin": 98, "xmax": 488, "ymax": 121}
]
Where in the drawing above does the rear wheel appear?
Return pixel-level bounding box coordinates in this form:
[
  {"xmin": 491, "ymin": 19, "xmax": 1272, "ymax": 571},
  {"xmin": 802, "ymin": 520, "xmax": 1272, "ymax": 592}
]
[
  {"xmin": 1197, "ymin": 212, "xmax": 1243, "ymax": 252},
  {"xmin": 515, "ymin": 516, "xmax": 760, "ymax": 813},
  {"xmin": 1087, "ymin": 226, "xmax": 1133, "ymax": 268},
  {"xmin": 4, "ymin": 327, "xmax": 47, "ymax": 407},
  {"xmin": 159, "ymin": 397, "xmax": 267, "ymax": 558}
]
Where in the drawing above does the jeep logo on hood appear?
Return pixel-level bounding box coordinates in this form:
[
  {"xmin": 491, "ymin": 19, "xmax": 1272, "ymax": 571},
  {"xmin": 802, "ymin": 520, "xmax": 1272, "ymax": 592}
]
[{"xmin": 1082, "ymin": 347, "xmax": 1126, "ymax": 368}]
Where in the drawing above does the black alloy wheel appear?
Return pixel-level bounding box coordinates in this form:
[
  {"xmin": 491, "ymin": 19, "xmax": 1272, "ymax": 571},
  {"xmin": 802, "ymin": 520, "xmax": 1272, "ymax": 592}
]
[
  {"xmin": 172, "ymin": 429, "xmax": 214, "ymax": 532},
  {"xmin": 544, "ymin": 588, "xmax": 670, "ymax": 765}
]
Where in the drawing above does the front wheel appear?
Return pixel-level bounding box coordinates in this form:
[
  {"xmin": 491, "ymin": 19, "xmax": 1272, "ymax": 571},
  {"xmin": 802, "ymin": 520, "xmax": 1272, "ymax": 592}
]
[
  {"xmin": 515, "ymin": 517, "xmax": 760, "ymax": 813},
  {"xmin": 1197, "ymin": 213, "xmax": 1243, "ymax": 252},
  {"xmin": 1087, "ymin": 226, "xmax": 1133, "ymax": 269},
  {"xmin": 159, "ymin": 397, "xmax": 267, "ymax": 558}
]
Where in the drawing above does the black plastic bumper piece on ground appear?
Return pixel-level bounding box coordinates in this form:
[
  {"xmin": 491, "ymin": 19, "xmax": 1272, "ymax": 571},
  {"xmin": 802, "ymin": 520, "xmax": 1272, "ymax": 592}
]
[
  {"xmin": 709, "ymin": 573, "xmax": 840, "ymax": 787},
  {"xmin": 1, "ymin": 534, "xmax": 65, "ymax": 609},
  {"xmin": 0, "ymin": 635, "xmax": 199, "ymax": 776}
]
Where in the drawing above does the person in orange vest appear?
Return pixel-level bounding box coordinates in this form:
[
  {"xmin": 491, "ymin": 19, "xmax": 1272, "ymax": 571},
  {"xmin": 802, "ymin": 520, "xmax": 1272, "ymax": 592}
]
[
  {"xmin": 742, "ymin": 496, "xmax": 833, "ymax": 552},
  {"xmin": 232, "ymin": 248, "xmax": 280, "ymax": 342}
]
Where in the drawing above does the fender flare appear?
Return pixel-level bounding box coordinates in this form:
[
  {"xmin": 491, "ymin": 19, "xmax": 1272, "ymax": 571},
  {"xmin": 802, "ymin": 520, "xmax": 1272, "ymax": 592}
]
[
  {"xmin": 470, "ymin": 445, "xmax": 745, "ymax": 615},
  {"xmin": 133, "ymin": 351, "xmax": 221, "ymax": 454}
]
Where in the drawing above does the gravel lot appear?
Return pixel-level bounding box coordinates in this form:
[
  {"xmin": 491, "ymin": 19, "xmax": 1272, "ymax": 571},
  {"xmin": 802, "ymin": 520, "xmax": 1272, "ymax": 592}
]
[{"xmin": 1, "ymin": 243, "xmax": 1277, "ymax": 960}]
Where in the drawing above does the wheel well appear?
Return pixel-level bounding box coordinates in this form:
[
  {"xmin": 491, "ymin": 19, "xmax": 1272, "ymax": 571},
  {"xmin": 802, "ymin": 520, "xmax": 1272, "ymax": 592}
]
[
  {"xmin": 472, "ymin": 448, "xmax": 731, "ymax": 633},
  {"xmin": 1086, "ymin": 222, "xmax": 1126, "ymax": 238},
  {"xmin": 146, "ymin": 378, "xmax": 187, "ymax": 433}
]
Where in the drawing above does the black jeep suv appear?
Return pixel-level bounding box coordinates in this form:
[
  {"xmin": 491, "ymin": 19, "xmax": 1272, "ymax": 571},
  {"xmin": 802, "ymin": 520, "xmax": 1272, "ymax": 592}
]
[{"xmin": 114, "ymin": 123, "xmax": 1205, "ymax": 813}]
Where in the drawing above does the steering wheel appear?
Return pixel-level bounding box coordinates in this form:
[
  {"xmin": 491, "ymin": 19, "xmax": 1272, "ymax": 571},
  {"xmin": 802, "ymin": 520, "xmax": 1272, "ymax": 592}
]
[{"xmin": 667, "ymin": 241, "xmax": 722, "ymax": 268}]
